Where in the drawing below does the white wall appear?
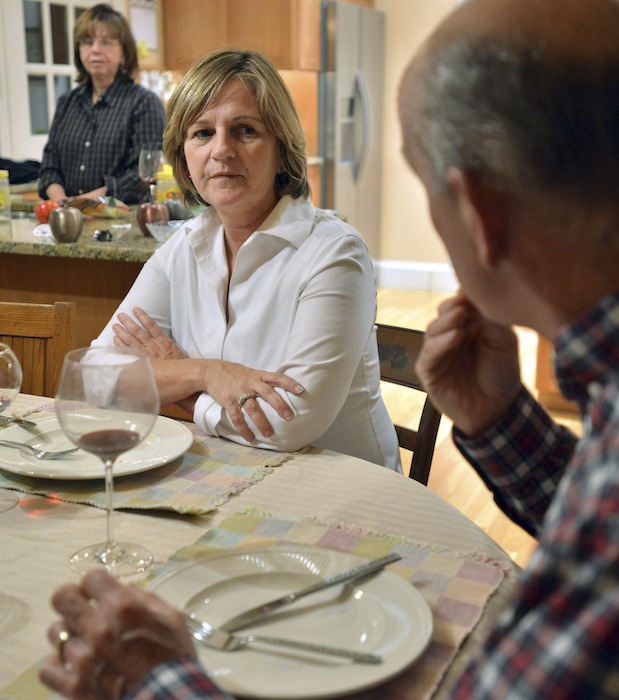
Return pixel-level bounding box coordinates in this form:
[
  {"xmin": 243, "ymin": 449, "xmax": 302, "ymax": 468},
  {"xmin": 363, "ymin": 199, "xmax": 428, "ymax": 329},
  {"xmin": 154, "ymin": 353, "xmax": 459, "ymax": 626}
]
[{"xmin": 374, "ymin": 0, "xmax": 457, "ymax": 291}]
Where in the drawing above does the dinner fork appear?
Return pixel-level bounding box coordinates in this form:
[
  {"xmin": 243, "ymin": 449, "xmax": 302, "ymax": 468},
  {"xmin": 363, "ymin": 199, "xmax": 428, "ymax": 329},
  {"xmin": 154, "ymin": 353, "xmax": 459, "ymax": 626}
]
[
  {"xmin": 183, "ymin": 613, "xmax": 382, "ymax": 664},
  {"xmin": 0, "ymin": 438, "xmax": 79, "ymax": 460}
]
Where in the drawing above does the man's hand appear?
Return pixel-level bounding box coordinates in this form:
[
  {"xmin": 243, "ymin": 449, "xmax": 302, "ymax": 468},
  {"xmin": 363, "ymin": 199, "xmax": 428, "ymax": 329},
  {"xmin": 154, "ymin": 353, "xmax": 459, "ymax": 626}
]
[
  {"xmin": 416, "ymin": 292, "xmax": 522, "ymax": 437},
  {"xmin": 39, "ymin": 569, "xmax": 197, "ymax": 699}
]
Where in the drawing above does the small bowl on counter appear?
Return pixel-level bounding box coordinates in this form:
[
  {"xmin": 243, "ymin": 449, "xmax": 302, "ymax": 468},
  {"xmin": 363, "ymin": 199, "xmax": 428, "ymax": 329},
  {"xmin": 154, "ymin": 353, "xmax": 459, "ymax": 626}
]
[{"xmin": 145, "ymin": 219, "xmax": 187, "ymax": 243}]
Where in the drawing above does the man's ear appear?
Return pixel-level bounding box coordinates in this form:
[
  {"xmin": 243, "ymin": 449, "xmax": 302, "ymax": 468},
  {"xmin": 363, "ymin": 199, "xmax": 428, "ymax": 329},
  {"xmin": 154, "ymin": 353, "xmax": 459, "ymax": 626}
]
[{"xmin": 446, "ymin": 167, "xmax": 506, "ymax": 269}]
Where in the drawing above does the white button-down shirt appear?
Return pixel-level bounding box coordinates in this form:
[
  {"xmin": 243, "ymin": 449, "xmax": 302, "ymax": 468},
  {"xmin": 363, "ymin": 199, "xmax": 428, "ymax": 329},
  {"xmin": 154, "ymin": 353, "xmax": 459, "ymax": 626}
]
[{"xmin": 96, "ymin": 196, "xmax": 400, "ymax": 471}]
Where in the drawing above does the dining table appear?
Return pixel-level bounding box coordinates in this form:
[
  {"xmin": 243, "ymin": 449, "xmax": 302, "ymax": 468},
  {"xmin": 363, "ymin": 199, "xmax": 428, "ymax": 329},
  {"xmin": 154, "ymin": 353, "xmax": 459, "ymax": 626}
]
[{"xmin": 0, "ymin": 394, "xmax": 521, "ymax": 700}]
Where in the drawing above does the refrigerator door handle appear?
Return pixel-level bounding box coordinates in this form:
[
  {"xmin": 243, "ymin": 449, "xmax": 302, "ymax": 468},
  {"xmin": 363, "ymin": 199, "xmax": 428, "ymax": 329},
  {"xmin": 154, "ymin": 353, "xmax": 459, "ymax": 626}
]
[{"xmin": 353, "ymin": 69, "xmax": 371, "ymax": 183}]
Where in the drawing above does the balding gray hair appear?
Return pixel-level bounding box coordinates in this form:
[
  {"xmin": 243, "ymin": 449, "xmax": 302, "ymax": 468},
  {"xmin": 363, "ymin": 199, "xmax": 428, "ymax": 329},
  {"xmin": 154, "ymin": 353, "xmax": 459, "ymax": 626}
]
[{"xmin": 404, "ymin": 36, "xmax": 619, "ymax": 203}]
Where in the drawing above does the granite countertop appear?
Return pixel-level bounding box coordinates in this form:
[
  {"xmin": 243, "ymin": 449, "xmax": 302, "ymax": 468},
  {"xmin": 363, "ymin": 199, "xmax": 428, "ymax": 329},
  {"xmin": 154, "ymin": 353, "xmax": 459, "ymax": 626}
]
[{"xmin": 0, "ymin": 211, "xmax": 159, "ymax": 264}]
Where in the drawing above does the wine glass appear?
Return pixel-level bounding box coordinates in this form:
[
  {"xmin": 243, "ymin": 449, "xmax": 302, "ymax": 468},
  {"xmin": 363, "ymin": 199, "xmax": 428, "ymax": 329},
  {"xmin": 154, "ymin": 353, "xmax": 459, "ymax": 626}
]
[
  {"xmin": 0, "ymin": 343, "xmax": 22, "ymax": 513},
  {"xmin": 138, "ymin": 144, "xmax": 164, "ymax": 203},
  {"xmin": 56, "ymin": 346, "xmax": 160, "ymax": 576}
]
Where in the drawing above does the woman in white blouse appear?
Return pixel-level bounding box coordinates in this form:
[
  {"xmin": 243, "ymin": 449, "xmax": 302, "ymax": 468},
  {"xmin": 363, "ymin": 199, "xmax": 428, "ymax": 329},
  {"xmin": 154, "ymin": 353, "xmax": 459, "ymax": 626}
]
[{"xmin": 97, "ymin": 48, "xmax": 400, "ymax": 471}]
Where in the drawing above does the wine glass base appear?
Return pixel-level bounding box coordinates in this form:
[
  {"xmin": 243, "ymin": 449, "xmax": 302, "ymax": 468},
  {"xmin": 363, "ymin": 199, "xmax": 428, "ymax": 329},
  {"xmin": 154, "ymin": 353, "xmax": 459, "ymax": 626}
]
[
  {"xmin": 70, "ymin": 541, "xmax": 154, "ymax": 577},
  {"xmin": 0, "ymin": 491, "xmax": 19, "ymax": 513},
  {"xmin": 0, "ymin": 592, "xmax": 29, "ymax": 637}
]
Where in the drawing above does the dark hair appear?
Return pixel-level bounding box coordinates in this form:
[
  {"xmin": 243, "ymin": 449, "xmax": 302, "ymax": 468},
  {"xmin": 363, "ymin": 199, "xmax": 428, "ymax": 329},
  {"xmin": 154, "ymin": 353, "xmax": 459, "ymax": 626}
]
[
  {"xmin": 164, "ymin": 48, "xmax": 310, "ymax": 207},
  {"xmin": 406, "ymin": 37, "xmax": 619, "ymax": 203},
  {"xmin": 74, "ymin": 3, "xmax": 138, "ymax": 84}
]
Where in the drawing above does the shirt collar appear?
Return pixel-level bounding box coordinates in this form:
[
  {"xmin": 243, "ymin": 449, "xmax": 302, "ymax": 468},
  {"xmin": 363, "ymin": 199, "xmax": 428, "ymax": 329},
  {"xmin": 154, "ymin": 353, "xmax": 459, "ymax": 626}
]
[
  {"xmin": 254, "ymin": 195, "xmax": 315, "ymax": 248},
  {"xmin": 82, "ymin": 76, "xmax": 129, "ymax": 107},
  {"xmin": 188, "ymin": 195, "xmax": 315, "ymax": 249},
  {"xmin": 554, "ymin": 290, "xmax": 619, "ymax": 407}
]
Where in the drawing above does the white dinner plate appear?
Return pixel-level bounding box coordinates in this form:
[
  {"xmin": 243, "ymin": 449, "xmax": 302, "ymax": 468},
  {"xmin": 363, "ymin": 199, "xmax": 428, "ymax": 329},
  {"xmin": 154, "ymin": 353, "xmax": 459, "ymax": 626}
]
[
  {"xmin": 148, "ymin": 545, "xmax": 433, "ymax": 699},
  {"xmin": 0, "ymin": 415, "xmax": 193, "ymax": 479}
]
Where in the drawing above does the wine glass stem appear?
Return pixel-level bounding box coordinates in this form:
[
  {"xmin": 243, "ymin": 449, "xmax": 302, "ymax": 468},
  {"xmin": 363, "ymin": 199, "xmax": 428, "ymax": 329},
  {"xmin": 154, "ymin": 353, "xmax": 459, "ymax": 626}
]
[
  {"xmin": 103, "ymin": 458, "xmax": 116, "ymax": 547},
  {"xmin": 149, "ymin": 183, "xmax": 157, "ymax": 203}
]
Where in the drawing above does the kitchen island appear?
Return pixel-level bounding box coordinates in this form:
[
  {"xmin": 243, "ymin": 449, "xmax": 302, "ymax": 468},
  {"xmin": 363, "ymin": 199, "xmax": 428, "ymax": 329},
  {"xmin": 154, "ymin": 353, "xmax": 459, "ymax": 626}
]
[{"xmin": 0, "ymin": 213, "xmax": 157, "ymax": 348}]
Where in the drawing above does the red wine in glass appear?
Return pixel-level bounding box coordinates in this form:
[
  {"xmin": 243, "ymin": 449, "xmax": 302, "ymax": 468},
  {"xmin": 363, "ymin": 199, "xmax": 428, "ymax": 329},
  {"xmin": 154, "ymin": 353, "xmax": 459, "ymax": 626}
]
[{"xmin": 78, "ymin": 429, "xmax": 141, "ymax": 457}]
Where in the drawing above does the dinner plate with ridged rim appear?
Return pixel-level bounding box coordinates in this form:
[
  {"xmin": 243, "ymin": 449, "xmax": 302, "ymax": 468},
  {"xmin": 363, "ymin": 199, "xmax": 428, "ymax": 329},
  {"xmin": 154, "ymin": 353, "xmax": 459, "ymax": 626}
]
[
  {"xmin": 0, "ymin": 415, "xmax": 193, "ymax": 479},
  {"xmin": 147, "ymin": 545, "xmax": 433, "ymax": 699}
]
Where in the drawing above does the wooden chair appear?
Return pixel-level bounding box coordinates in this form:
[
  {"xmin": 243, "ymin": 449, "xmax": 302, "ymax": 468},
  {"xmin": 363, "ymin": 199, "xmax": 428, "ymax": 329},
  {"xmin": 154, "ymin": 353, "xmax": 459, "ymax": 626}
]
[
  {"xmin": 376, "ymin": 323, "xmax": 442, "ymax": 485},
  {"xmin": 0, "ymin": 301, "xmax": 76, "ymax": 397}
]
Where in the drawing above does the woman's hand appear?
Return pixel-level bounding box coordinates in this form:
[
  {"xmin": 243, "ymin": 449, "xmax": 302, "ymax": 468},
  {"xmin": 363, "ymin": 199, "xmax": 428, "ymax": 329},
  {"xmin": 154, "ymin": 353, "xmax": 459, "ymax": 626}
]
[
  {"xmin": 39, "ymin": 570, "xmax": 196, "ymax": 700},
  {"xmin": 45, "ymin": 184, "xmax": 68, "ymax": 203},
  {"xmin": 70, "ymin": 186, "xmax": 108, "ymax": 201},
  {"xmin": 415, "ymin": 292, "xmax": 522, "ymax": 437},
  {"xmin": 202, "ymin": 360, "xmax": 304, "ymax": 443},
  {"xmin": 111, "ymin": 307, "xmax": 304, "ymax": 440},
  {"xmin": 113, "ymin": 308, "xmax": 186, "ymax": 360}
]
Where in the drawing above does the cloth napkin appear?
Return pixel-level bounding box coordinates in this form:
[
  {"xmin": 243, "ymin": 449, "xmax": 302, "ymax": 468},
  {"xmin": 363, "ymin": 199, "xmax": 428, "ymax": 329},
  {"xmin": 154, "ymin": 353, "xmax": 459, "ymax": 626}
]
[
  {"xmin": 0, "ymin": 397, "xmax": 293, "ymax": 515},
  {"xmin": 1, "ymin": 511, "xmax": 507, "ymax": 700}
]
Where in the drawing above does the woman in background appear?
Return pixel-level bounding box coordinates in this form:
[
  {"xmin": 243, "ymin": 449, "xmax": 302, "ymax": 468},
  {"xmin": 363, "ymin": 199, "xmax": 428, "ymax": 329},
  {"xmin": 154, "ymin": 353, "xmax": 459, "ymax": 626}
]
[{"xmin": 38, "ymin": 3, "xmax": 165, "ymax": 204}]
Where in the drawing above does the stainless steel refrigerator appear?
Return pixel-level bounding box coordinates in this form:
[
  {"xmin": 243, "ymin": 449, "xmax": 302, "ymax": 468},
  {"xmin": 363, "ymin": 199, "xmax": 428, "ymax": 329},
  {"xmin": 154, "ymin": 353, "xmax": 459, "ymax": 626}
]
[{"xmin": 318, "ymin": 1, "xmax": 385, "ymax": 259}]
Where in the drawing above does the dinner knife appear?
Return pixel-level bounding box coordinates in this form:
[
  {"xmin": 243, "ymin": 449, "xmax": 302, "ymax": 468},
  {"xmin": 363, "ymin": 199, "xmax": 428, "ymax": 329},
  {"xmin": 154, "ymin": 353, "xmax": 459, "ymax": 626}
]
[{"xmin": 220, "ymin": 551, "xmax": 402, "ymax": 633}]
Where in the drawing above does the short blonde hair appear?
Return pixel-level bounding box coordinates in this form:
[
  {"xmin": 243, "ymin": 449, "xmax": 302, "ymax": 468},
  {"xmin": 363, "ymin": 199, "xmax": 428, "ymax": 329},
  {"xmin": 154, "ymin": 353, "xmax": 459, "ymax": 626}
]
[{"xmin": 164, "ymin": 48, "xmax": 310, "ymax": 207}]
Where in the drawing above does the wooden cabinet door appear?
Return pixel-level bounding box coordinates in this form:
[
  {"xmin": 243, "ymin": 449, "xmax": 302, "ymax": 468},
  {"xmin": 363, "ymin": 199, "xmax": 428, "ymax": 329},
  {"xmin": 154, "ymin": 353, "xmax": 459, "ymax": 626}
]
[
  {"xmin": 163, "ymin": 0, "xmax": 229, "ymax": 72},
  {"xmin": 161, "ymin": 0, "xmax": 372, "ymax": 73},
  {"xmin": 228, "ymin": 0, "xmax": 320, "ymax": 70}
]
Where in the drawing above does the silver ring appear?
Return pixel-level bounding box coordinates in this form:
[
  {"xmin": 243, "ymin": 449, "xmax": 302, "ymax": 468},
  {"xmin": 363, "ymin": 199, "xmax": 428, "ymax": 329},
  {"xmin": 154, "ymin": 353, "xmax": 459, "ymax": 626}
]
[{"xmin": 237, "ymin": 393, "xmax": 256, "ymax": 408}]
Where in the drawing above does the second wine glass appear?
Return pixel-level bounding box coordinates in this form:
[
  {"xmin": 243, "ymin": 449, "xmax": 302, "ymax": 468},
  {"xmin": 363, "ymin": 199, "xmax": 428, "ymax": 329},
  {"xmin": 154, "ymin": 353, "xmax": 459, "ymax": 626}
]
[
  {"xmin": 0, "ymin": 343, "xmax": 22, "ymax": 513},
  {"xmin": 138, "ymin": 144, "xmax": 164, "ymax": 203},
  {"xmin": 56, "ymin": 346, "xmax": 160, "ymax": 576}
]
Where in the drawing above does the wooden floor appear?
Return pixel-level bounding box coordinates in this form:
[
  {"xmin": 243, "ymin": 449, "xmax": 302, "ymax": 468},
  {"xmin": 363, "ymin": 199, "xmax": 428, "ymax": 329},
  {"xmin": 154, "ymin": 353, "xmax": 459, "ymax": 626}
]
[{"xmin": 376, "ymin": 288, "xmax": 571, "ymax": 569}]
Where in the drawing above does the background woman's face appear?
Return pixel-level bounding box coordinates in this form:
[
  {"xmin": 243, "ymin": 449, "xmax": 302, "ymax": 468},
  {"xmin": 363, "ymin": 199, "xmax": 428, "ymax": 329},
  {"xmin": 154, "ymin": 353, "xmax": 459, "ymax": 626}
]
[
  {"xmin": 183, "ymin": 79, "xmax": 281, "ymax": 223},
  {"xmin": 78, "ymin": 21, "xmax": 124, "ymax": 85}
]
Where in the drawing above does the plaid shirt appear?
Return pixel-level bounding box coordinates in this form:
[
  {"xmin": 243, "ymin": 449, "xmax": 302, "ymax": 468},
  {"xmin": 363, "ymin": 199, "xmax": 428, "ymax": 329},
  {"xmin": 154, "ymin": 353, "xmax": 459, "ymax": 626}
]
[
  {"xmin": 450, "ymin": 290, "xmax": 619, "ymax": 698},
  {"xmin": 38, "ymin": 77, "xmax": 165, "ymax": 204},
  {"xmin": 122, "ymin": 293, "xmax": 619, "ymax": 699},
  {"xmin": 124, "ymin": 657, "xmax": 234, "ymax": 700}
]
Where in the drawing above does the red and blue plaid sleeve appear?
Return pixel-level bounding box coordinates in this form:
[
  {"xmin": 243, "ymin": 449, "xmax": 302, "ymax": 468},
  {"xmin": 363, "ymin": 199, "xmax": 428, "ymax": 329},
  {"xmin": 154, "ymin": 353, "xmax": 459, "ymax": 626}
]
[
  {"xmin": 453, "ymin": 387, "xmax": 578, "ymax": 536},
  {"xmin": 124, "ymin": 657, "xmax": 235, "ymax": 700}
]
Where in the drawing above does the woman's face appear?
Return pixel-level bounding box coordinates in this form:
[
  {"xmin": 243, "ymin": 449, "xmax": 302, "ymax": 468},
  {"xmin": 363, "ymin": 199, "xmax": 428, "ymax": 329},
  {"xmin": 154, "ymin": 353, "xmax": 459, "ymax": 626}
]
[
  {"xmin": 78, "ymin": 21, "xmax": 124, "ymax": 86},
  {"xmin": 183, "ymin": 78, "xmax": 281, "ymax": 225}
]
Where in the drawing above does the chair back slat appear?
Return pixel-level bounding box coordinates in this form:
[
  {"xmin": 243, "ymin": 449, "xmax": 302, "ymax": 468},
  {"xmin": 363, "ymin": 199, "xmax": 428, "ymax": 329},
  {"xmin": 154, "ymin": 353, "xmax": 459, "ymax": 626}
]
[
  {"xmin": 377, "ymin": 323, "xmax": 442, "ymax": 485},
  {"xmin": 0, "ymin": 301, "xmax": 76, "ymax": 397}
]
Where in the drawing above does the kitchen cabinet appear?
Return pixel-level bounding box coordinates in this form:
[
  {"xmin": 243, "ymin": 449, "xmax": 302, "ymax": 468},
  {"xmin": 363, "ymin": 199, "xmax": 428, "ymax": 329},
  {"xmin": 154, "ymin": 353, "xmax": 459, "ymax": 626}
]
[
  {"xmin": 163, "ymin": 0, "xmax": 373, "ymax": 72},
  {"xmin": 163, "ymin": 0, "xmax": 319, "ymax": 72},
  {"xmin": 228, "ymin": 0, "xmax": 320, "ymax": 71},
  {"xmin": 163, "ymin": 0, "xmax": 229, "ymax": 72}
]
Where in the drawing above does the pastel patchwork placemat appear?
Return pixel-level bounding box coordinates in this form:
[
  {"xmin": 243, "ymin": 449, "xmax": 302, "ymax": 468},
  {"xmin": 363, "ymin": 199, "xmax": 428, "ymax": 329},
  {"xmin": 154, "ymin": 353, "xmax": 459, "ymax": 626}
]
[
  {"xmin": 143, "ymin": 511, "xmax": 506, "ymax": 699},
  {"xmin": 1, "ymin": 511, "xmax": 506, "ymax": 700},
  {"xmin": 0, "ymin": 398, "xmax": 292, "ymax": 515}
]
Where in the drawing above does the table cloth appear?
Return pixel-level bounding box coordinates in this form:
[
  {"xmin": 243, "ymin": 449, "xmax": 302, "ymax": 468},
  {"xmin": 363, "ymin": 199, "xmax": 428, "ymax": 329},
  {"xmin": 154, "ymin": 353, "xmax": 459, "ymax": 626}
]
[{"xmin": 0, "ymin": 395, "xmax": 521, "ymax": 698}]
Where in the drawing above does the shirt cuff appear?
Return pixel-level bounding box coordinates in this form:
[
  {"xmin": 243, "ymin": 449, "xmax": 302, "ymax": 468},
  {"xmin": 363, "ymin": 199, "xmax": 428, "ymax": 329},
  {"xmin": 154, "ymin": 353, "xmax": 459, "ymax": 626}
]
[
  {"xmin": 453, "ymin": 386, "xmax": 555, "ymax": 478},
  {"xmin": 123, "ymin": 656, "xmax": 233, "ymax": 700},
  {"xmin": 193, "ymin": 392, "xmax": 223, "ymax": 436}
]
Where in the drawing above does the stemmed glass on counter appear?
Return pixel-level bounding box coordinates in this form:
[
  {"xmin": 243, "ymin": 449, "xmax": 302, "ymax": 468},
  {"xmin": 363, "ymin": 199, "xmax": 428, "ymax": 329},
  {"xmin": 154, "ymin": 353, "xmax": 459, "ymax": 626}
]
[
  {"xmin": 138, "ymin": 144, "xmax": 164, "ymax": 203},
  {"xmin": 55, "ymin": 346, "xmax": 160, "ymax": 576},
  {"xmin": 0, "ymin": 343, "xmax": 22, "ymax": 513}
]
